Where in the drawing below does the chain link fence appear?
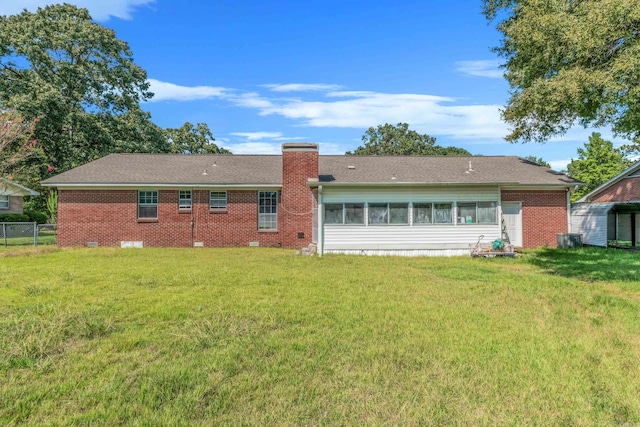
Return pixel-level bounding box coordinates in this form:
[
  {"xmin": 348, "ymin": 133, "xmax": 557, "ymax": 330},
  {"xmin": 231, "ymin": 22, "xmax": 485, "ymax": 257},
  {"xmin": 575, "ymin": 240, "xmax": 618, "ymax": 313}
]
[{"xmin": 0, "ymin": 222, "xmax": 57, "ymax": 247}]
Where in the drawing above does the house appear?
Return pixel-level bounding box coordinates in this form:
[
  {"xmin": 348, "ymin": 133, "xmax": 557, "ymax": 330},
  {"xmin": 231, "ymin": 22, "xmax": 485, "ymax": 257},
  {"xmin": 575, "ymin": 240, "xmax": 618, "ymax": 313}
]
[
  {"xmin": 0, "ymin": 178, "xmax": 40, "ymax": 214},
  {"xmin": 571, "ymin": 161, "xmax": 640, "ymax": 247},
  {"xmin": 41, "ymin": 143, "xmax": 579, "ymax": 255}
]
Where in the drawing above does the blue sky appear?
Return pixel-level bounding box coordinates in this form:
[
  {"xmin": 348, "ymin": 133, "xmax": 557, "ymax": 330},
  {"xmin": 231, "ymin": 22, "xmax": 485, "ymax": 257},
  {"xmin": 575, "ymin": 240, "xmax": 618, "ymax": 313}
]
[{"xmin": 2, "ymin": 0, "xmax": 626, "ymax": 170}]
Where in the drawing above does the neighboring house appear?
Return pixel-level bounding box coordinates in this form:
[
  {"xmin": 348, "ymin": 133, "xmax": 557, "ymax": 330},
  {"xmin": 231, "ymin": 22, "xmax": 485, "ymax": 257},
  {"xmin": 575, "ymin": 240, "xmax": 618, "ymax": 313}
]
[
  {"xmin": 571, "ymin": 161, "xmax": 640, "ymax": 247},
  {"xmin": 41, "ymin": 143, "xmax": 579, "ymax": 255},
  {"xmin": 0, "ymin": 178, "xmax": 40, "ymax": 214}
]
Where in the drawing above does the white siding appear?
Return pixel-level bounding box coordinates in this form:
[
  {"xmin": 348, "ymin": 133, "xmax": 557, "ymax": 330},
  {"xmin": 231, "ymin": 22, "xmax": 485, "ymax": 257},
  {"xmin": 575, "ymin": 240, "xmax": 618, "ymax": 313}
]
[
  {"xmin": 571, "ymin": 213, "xmax": 608, "ymax": 247},
  {"xmin": 325, "ymin": 249, "xmax": 469, "ymax": 257},
  {"xmin": 322, "ymin": 186, "xmax": 501, "ymax": 251}
]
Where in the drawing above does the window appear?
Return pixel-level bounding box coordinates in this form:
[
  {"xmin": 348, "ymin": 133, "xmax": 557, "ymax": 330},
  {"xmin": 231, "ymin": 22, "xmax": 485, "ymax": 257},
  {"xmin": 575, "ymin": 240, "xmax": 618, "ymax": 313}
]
[
  {"xmin": 433, "ymin": 203, "xmax": 453, "ymax": 224},
  {"xmin": 457, "ymin": 202, "xmax": 498, "ymax": 224},
  {"xmin": 0, "ymin": 195, "xmax": 8, "ymax": 209},
  {"xmin": 258, "ymin": 191, "xmax": 278, "ymax": 230},
  {"xmin": 178, "ymin": 190, "xmax": 192, "ymax": 210},
  {"xmin": 324, "ymin": 203, "xmax": 344, "ymax": 224},
  {"xmin": 344, "ymin": 203, "xmax": 364, "ymax": 224},
  {"xmin": 368, "ymin": 203, "xmax": 409, "ymax": 225},
  {"xmin": 478, "ymin": 202, "xmax": 497, "ymax": 224},
  {"xmin": 138, "ymin": 191, "xmax": 158, "ymax": 219},
  {"xmin": 413, "ymin": 203, "xmax": 432, "ymax": 224},
  {"xmin": 210, "ymin": 191, "xmax": 227, "ymax": 210},
  {"xmin": 457, "ymin": 203, "xmax": 477, "ymax": 224}
]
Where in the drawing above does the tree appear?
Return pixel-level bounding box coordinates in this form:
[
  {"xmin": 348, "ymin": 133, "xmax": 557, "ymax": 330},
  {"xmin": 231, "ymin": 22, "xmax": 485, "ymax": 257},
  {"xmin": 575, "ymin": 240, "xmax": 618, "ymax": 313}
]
[
  {"xmin": 522, "ymin": 156, "xmax": 551, "ymax": 168},
  {"xmin": 483, "ymin": 0, "xmax": 640, "ymax": 150},
  {"xmin": 164, "ymin": 122, "xmax": 231, "ymax": 154},
  {"xmin": 347, "ymin": 123, "xmax": 471, "ymax": 155},
  {"xmin": 566, "ymin": 132, "xmax": 631, "ymax": 201},
  {"xmin": 0, "ymin": 4, "xmax": 169, "ymax": 187},
  {"xmin": 0, "ymin": 109, "xmax": 44, "ymax": 180}
]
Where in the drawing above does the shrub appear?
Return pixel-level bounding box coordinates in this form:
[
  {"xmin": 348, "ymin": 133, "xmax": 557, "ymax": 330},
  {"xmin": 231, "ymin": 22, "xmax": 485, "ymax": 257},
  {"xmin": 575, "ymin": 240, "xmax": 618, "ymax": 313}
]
[
  {"xmin": 0, "ymin": 213, "xmax": 30, "ymax": 222},
  {"xmin": 25, "ymin": 210, "xmax": 48, "ymax": 224}
]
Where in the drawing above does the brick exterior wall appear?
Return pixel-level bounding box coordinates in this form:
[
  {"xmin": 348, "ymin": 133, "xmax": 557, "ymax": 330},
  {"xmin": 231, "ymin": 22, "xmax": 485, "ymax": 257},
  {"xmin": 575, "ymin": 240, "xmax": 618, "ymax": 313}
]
[
  {"xmin": 591, "ymin": 177, "xmax": 640, "ymax": 202},
  {"xmin": 57, "ymin": 144, "xmax": 320, "ymax": 249},
  {"xmin": 501, "ymin": 190, "xmax": 568, "ymax": 248},
  {"xmin": 280, "ymin": 146, "xmax": 318, "ymax": 249},
  {"xmin": 58, "ymin": 189, "xmax": 287, "ymax": 248}
]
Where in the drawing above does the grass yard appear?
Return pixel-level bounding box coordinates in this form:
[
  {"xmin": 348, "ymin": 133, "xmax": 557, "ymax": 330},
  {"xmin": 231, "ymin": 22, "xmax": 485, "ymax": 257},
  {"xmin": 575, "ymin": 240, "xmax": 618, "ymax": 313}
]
[{"xmin": 1, "ymin": 247, "xmax": 639, "ymax": 425}]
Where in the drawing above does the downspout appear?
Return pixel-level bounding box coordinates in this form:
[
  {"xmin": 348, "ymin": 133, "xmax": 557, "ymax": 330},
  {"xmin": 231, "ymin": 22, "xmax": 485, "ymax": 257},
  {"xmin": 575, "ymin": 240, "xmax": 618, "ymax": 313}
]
[
  {"xmin": 318, "ymin": 185, "xmax": 323, "ymax": 257},
  {"xmin": 566, "ymin": 188, "xmax": 572, "ymax": 233}
]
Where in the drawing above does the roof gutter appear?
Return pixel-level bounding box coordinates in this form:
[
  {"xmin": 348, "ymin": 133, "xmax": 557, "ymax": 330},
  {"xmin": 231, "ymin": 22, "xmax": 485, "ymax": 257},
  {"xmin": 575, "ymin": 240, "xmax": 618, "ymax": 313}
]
[{"xmin": 41, "ymin": 183, "xmax": 282, "ymax": 189}]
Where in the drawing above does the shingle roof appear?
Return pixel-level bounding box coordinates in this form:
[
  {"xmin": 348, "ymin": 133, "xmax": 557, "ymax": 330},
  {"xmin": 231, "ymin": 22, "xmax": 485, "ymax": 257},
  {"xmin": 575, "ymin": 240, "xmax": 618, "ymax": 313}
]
[
  {"xmin": 41, "ymin": 153, "xmax": 580, "ymax": 187},
  {"xmin": 318, "ymin": 156, "xmax": 578, "ymax": 186}
]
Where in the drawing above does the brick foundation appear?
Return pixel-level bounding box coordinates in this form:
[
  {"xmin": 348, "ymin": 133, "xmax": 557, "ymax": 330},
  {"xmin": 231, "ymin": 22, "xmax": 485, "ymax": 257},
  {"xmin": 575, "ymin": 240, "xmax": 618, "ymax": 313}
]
[{"xmin": 501, "ymin": 190, "xmax": 568, "ymax": 248}]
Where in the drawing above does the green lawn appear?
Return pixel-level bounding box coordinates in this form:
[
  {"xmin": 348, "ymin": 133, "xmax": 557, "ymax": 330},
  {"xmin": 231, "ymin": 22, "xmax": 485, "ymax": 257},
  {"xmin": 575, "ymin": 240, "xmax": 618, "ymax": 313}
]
[{"xmin": 1, "ymin": 247, "xmax": 639, "ymax": 425}]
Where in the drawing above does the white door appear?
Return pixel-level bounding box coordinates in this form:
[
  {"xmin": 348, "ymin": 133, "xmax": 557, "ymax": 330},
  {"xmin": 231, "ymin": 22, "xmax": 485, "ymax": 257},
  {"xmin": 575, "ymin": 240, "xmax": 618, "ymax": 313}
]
[{"xmin": 502, "ymin": 202, "xmax": 523, "ymax": 247}]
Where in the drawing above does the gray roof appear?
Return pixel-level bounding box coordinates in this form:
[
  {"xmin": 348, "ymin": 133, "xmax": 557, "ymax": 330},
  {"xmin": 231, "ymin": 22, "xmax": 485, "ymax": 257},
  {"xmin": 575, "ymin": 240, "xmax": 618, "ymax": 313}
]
[
  {"xmin": 41, "ymin": 153, "xmax": 580, "ymax": 187},
  {"xmin": 318, "ymin": 156, "xmax": 578, "ymax": 186}
]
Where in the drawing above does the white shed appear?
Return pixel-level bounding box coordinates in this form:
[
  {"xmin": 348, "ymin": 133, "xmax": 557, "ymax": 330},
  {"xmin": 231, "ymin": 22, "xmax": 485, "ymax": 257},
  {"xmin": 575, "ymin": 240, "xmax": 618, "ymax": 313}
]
[{"xmin": 571, "ymin": 202, "xmax": 640, "ymax": 247}]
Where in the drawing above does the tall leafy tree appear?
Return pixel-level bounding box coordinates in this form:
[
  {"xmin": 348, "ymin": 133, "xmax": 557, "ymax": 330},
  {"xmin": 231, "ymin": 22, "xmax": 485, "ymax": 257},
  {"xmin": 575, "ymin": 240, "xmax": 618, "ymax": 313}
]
[
  {"xmin": 347, "ymin": 123, "xmax": 471, "ymax": 155},
  {"xmin": 0, "ymin": 109, "xmax": 44, "ymax": 181},
  {"xmin": 0, "ymin": 4, "xmax": 168, "ymax": 188},
  {"xmin": 522, "ymin": 156, "xmax": 551, "ymax": 168},
  {"xmin": 483, "ymin": 0, "xmax": 640, "ymax": 151},
  {"xmin": 164, "ymin": 122, "xmax": 231, "ymax": 154},
  {"xmin": 567, "ymin": 132, "xmax": 631, "ymax": 201}
]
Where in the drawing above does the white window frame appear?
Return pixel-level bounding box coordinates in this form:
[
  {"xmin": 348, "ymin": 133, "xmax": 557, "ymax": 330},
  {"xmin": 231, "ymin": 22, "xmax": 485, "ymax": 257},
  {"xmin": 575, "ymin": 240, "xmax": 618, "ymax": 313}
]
[
  {"xmin": 210, "ymin": 191, "xmax": 227, "ymax": 210},
  {"xmin": 258, "ymin": 191, "xmax": 278, "ymax": 230},
  {"xmin": 367, "ymin": 202, "xmax": 409, "ymax": 225},
  {"xmin": 0, "ymin": 195, "xmax": 8, "ymax": 209},
  {"xmin": 178, "ymin": 190, "xmax": 192, "ymax": 210},
  {"xmin": 323, "ymin": 202, "xmax": 365, "ymax": 225},
  {"xmin": 138, "ymin": 191, "xmax": 158, "ymax": 219},
  {"xmin": 456, "ymin": 201, "xmax": 498, "ymax": 225},
  {"xmin": 412, "ymin": 202, "xmax": 453, "ymax": 225}
]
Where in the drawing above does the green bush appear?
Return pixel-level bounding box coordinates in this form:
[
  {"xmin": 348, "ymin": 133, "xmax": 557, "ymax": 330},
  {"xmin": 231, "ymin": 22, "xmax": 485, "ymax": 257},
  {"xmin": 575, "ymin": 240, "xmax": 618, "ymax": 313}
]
[
  {"xmin": 25, "ymin": 210, "xmax": 48, "ymax": 224},
  {"xmin": 0, "ymin": 213, "xmax": 30, "ymax": 222}
]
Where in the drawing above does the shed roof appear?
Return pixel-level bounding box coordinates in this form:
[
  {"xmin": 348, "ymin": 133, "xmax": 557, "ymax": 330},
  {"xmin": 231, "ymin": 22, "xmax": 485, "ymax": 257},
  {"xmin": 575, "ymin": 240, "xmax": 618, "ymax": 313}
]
[
  {"xmin": 577, "ymin": 160, "xmax": 640, "ymax": 202},
  {"xmin": 41, "ymin": 153, "xmax": 580, "ymax": 188}
]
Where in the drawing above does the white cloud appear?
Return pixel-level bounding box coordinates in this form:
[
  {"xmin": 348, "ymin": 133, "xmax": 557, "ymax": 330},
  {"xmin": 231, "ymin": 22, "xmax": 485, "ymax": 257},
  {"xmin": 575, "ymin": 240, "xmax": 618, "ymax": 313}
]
[
  {"xmin": 230, "ymin": 132, "xmax": 284, "ymax": 141},
  {"xmin": 0, "ymin": 0, "xmax": 154, "ymax": 21},
  {"xmin": 228, "ymin": 90, "xmax": 508, "ymax": 140},
  {"xmin": 455, "ymin": 60, "xmax": 503, "ymax": 78},
  {"xmin": 262, "ymin": 83, "xmax": 343, "ymax": 92},
  {"xmin": 147, "ymin": 79, "xmax": 227, "ymax": 102},
  {"xmin": 548, "ymin": 159, "xmax": 571, "ymax": 171},
  {"xmin": 222, "ymin": 142, "xmax": 282, "ymax": 155}
]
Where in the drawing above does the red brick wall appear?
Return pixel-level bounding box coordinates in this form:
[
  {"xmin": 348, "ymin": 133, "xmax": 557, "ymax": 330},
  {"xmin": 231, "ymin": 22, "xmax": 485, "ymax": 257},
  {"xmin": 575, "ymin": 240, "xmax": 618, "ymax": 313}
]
[
  {"xmin": 281, "ymin": 148, "xmax": 318, "ymax": 248},
  {"xmin": 591, "ymin": 177, "xmax": 640, "ymax": 202},
  {"xmin": 57, "ymin": 145, "xmax": 321, "ymax": 249},
  {"xmin": 501, "ymin": 190, "xmax": 568, "ymax": 248},
  {"xmin": 58, "ymin": 189, "xmax": 285, "ymax": 248}
]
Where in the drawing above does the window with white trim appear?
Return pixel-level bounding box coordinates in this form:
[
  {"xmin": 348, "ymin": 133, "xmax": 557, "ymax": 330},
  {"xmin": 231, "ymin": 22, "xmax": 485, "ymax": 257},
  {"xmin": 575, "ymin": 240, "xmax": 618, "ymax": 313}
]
[
  {"xmin": 457, "ymin": 202, "xmax": 497, "ymax": 224},
  {"xmin": 178, "ymin": 190, "xmax": 192, "ymax": 210},
  {"xmin": 368, "ymin": 203, "xmax": 409, "ymax": 225},
  {"xmin": 258, "ymin": 191, "xmax": 278, "ymax": 230},
  {"xmin": 413, "ymin": 202, "xmax": 453, "ymax": 224},
  {"xmin": 0, "ymin": 195, "xmax": 8, "ymax": 209},
  {"xmin": 324, "ymin": 203, "xmax": 365, "ymax": 225},
  {"xmin": 138, "ymin": 191, "xmax": 158, "ymax": 219},
  {"xmin": 210, "ymin": 191, "xmax": 227, "ymax": 210}
]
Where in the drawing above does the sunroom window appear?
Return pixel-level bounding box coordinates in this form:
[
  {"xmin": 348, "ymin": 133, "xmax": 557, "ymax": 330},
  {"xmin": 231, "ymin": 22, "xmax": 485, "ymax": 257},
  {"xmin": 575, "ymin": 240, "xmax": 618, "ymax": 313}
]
[{"xmin": 368, "ymin": 203, "xmax": 409, "ymax": 225}]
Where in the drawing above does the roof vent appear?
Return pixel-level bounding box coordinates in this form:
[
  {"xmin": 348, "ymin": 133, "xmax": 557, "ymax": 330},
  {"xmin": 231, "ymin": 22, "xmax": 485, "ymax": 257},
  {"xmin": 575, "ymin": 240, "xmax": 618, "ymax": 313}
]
[
  {"xmin": 202, "ymin": 170, "xmax": 208, "ymax": 176},
  {"xmin": 391, "ymin": 173, "xmax": 397, "ymax": 180},
  {"xmin": 465, "ymin": 161, "xmax": 474, "ymax": 174},
  {"xmin": 348, "ymin": 165, "xmax": 355, "ymax": 170}
]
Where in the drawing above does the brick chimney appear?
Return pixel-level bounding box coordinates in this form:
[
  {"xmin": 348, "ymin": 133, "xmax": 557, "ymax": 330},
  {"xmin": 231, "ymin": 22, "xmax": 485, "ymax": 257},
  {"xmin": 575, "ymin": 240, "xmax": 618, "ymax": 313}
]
[{"xmin": 281, "ymin": 143, "xmax": 319, "ymax": 249}]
